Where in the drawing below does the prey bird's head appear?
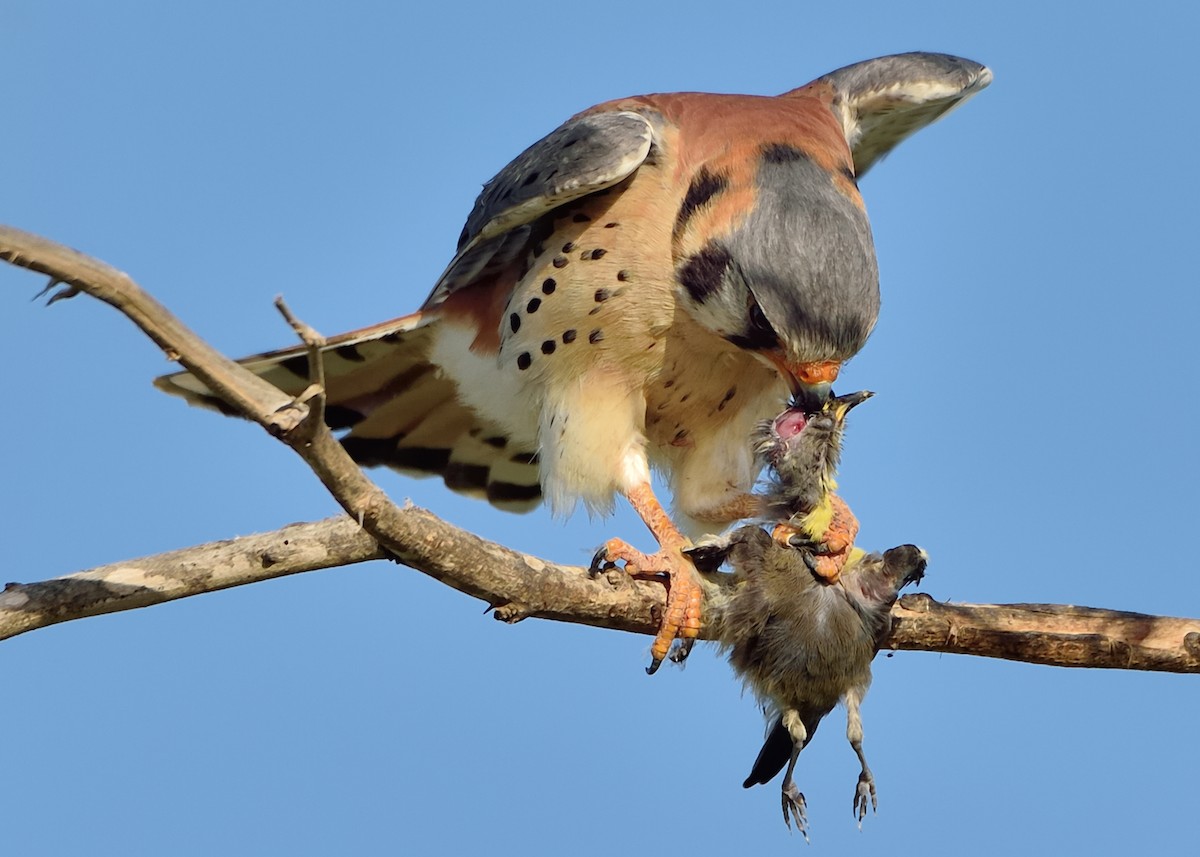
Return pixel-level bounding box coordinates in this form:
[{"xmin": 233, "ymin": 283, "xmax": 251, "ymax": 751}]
[{"xmin": 754, "ymin": 390, "xmax": 873, "ymax": 517}]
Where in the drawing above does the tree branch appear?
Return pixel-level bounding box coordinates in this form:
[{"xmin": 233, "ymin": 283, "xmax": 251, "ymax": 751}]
[{"xmin": 3, "ymin": 224, "xmax": 1198, "ymax": 673}]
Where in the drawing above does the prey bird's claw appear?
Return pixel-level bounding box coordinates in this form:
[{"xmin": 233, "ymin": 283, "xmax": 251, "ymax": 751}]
[
  {"xmin": 669, "ymin": 638, "xmax": 696, "ymax": 665},
  {"xmin": 781, "ymin": 782, "xmax": 810, "ymax": 841},
  {"xmin": 853, "ymin": 772, "xmax": 877, "ymax": 827}
]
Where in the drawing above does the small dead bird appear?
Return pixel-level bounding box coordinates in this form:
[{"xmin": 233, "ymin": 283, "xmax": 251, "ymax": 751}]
[
  {"xmin": 689, "ymin": 390, "xmax": 926, "ymax": 836},
  {"xmin": 708, "ymin": 532, "xmax": 926, "ymax": 836}
]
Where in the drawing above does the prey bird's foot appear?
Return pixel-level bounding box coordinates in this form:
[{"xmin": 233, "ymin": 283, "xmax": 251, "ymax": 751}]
[
  {"xmin": 853, "ymin": 770, "xmax": 877, "ymax": 827},
  {"xmin": 772, "ymin": 523, "xmax": 843, "ymax": 583},
  {"xmin": 781, "ymin": 781, "xmax": 810, "ymax": 841},
  {"xmin": 592, "ymin": 537, "xmax": 702, "ymax": 675},
  {"xmin": 668, "ymin": 638, "xmax": 696, "ymax": 665}
]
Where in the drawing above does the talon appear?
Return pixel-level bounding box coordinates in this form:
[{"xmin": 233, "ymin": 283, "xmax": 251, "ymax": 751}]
[
  {"xmin": 588, "ymin": 546, "xmax": 613, "ymax": 578},
  {"xmin": 645, "ymin": 658, "xmax": 663, "ymax": 676}
]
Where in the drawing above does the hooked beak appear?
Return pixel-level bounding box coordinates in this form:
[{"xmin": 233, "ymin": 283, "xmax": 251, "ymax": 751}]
[{"xmin": 764, "ymin": 353, "xmax": 842, "ymax": 409}]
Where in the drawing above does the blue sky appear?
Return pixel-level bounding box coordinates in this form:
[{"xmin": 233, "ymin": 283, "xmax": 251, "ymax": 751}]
[{"xmin": 3, "ymin": 2, "xmax": 1197, "ymax": 854}]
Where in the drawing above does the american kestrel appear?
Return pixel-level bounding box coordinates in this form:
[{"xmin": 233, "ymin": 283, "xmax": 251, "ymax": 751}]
[{"xmin": 158, "ymin": 51, "xmax": 990, "ymax": 671}]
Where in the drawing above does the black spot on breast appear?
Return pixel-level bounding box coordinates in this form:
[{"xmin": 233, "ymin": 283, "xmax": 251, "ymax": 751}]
[
  {"xmin": 674, "ymin": 167, "xmax": 729, "ymax": 239},
  {"xmin": 562, "ymin": 242, "xmax": 575, "ymax": 253},
  {"xmin": 542, "ymin": 278, "xmax": 556, "ymax": 294},
  {"xmin": 541, "ymin": 340, "xmax": 556, "ymax": 355},
  {"xmin": 594, "ymin": 288, "xmax": 611, "ymax": 302},
  {"xmin": 335, "ymin": 344, "xmax": 366, "ymax": 363},
  {"xmin": 604, "ymin": 222, "xmax": 619, "ymax": 228},
  {"xmin": 553, "ymin": 255, "xmax": 569, "ymax": 268},
  {"xmin": 511, "ymin": 451, "xmax": 540, "ymax": 465},
  {"xmin": 510, "ymin": 313, "xmax": 521, "ymax": 333},
  {"xmin": 678, "ymin": 243, "xmax": 732, "ymax": 304},
  {"xmin": 587, "ymin": 248, "xmax": 607, "ymax": 260},
  {"xmin": 717, "ymin": 386, "xmax": 737, "ymax": 411},
  {"xmin": 517, "ymin": 352, "xmax": 532, "ymax": 370},
  {"xmin": 527, "ymin": 297, "xmax": 541, "ymax": 313},
  {"xmin": 663, "ymin": 379, "xmax": 675, "ymax": 388},
  {"xmin": 483, "ymin": 435, "xmax": 508, "ymax": 448},
  {"xmin": 617, "ymin": 270, "xmax": 631, "ymax": 282},
  {"xmin": 562, "ymin": 329, "xmax": 577, "ymax": 343},
  {"xmin": 588, "ymin": 329, "xmax": 604, "ymax": 344},
  {"xmin": 762, "ymin": 143, "xmax": 810, "ymax": 164}
]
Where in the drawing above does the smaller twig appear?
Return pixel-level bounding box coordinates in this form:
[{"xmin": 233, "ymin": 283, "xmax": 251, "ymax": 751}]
[{"xmin": 274, "ymin": 294, "xmax": 327, "ymax": 426}]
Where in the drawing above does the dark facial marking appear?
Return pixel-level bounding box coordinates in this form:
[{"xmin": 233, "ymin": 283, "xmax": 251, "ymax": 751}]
[
  {"xmin": 674, "ymin": 167, "xmax": 729, "ymax": 239},
  {"xmin": 761, "ymin": 143, "xmax": 810, "ymax": 164},
  {"xmin": 726, "ymin": 300, "xmax": 780, "ymax": 351},
  {"xmin": 678, "ymin": 243, "xmax": 732, "ymax": 304}
]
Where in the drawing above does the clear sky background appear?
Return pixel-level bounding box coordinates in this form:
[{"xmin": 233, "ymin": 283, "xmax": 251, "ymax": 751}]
[{"xmin": 3, "ymin": 2, "xmax": 1198, "ymax": 854}]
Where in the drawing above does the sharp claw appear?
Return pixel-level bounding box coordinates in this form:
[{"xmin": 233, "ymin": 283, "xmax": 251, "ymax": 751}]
[
  {"xmin": 669, "ymin": 638, "xmax": 695, "ymax": 665},
  {"xmin": 645, "ymin": 658, "xmax": 663, "ymax": 676},
  {"xmin": 588, "ymin": 546, "xmax": 611, "ymax": 578}
]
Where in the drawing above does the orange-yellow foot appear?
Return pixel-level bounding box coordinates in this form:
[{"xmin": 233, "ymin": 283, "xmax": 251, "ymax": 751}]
[
  {"xmin": 590, "ymin": 536, "xmax": 702, "ymax": 675},
  {"xmin": 771, "ymin": 493, "xmax": 861, "ymax": 584}
]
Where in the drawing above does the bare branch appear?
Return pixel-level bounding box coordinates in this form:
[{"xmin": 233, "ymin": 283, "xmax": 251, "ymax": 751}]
[
  {"xmin": 3, "ymin": 223, "xmax": 1198, "ymax": 674},
  {"xmin": 0, "ymin": 518, "xmax": 388, "ymax": 641}
]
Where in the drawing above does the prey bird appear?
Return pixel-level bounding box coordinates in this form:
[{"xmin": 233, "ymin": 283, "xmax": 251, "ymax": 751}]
[
  {"xmin": 755, "ymin": 389, "xmax": 874, "ymax": 583},
  {"xmin": 711, "ymin": 533, "xmax": 927, "ymax": 836},
  {"xmin": 157, "ymin": 52, "xmax": 989, "ymax": 672},
  {"xmin": 696, "ymin": 391, "xmax": 924, "ymax": 834}
]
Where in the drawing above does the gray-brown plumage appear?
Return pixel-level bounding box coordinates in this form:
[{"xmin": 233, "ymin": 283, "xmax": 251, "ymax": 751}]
[{"xmin": 709, "ymin": 531, "xmax": 927, "ymax": 836}]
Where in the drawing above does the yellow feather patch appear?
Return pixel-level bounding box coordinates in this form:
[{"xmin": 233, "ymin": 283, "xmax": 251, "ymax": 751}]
[{"xmin": 798, "ymin": 495, "xmax": 835, "ymax": 540}]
